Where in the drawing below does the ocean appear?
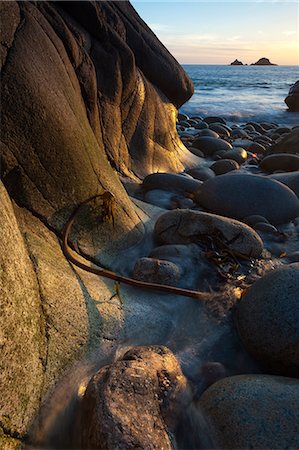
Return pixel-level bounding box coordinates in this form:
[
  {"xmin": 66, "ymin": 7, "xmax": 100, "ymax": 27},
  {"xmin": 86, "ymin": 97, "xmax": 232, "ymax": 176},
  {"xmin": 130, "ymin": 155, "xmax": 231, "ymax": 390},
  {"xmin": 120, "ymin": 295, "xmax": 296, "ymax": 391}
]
[{"xmin": 180, "ymin": 65, "xmax": 299, "ymax": 126}]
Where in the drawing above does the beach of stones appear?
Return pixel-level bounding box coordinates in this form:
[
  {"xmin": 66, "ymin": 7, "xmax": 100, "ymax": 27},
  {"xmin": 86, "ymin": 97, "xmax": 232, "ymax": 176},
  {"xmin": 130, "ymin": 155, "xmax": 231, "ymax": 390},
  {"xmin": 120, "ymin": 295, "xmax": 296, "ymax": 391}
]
[
  {"xmin": 126, "ymin": 112, "xmax": 299, "ymax": 378},
  {"xmin": 131, "ymin": 113, "xmax": 299, "ymax": 285}
]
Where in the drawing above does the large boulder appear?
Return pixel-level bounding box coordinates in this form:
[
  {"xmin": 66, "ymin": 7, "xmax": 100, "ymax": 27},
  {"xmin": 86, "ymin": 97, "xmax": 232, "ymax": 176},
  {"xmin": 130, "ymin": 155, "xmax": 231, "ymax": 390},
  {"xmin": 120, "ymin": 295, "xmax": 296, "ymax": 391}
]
[
  {"xmin": 154, "ymin": 209, "xmax": 263, "ymax": 258},
  {"xmin": 285, "ymin": 80, "xmax": 299, "ymax": 111},
  {"xmin": 269, "ymin": 128, "xmax": 299, "ymax": 154},
  {"xmin": 194, "ymin": 173, "xmax": 299, "ymax": 225},
  {"xmin": 80, "ymin": 346, "xmax": 190, "ymax": 449},
  {"xmin": 199, "ymin": 375, "xmax": 299, "ymax": 449},
  {"xmin": 237, "ymin": 263, "xmax": 299, "ymax": 376}
]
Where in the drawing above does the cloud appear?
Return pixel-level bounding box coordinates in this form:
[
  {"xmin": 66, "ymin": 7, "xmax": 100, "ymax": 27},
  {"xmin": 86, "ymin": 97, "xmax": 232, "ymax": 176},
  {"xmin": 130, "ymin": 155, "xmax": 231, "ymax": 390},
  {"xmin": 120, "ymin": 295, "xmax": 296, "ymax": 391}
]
[{"xmin": 282, "ymin": 30, "xmax": 297, "ymax": 36}]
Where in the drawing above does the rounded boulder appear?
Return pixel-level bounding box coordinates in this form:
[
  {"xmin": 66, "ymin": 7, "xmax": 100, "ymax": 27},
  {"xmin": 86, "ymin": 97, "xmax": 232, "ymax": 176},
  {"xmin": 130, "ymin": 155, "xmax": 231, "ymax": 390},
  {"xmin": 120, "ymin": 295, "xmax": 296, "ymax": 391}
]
[
  {"xmin": 237, "ymin": 263, "xmax": 299, "ymax": 376},
  {"xmin": 191, "ymin": 137, "xmax": 232, "ymax": 157},
  {"xmin": 260, "ymin": 153, "xmax": 299, "ymax": 173},
  {"xmin": 194, "ymin": 173, "xmax": 299, "ymax": 225},
  {"xmin": 154, "ymin": 209, "xmax": 263, "ymax": 258},
  {"xmin": 199, "ymin": 374, "xmax": 299, "ymax": 449}
]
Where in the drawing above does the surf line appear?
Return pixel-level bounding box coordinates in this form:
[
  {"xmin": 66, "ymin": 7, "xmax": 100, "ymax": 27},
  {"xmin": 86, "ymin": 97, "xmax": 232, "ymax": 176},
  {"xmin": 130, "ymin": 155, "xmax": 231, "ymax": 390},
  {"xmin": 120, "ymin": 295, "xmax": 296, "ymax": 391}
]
[{"xmin": 62, "ymin": 193, "xmax": 207, "ymax": 300}]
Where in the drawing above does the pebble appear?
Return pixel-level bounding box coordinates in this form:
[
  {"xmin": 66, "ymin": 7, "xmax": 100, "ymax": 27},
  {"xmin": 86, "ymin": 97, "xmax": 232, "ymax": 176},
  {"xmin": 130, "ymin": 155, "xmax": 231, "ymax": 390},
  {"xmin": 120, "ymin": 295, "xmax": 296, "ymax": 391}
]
[
  {"xmin": 223, "ymin": 148, "xmax": 247, "ymax": 164},
  {"xmin": 260, "ymin": 153, "xmax": 299, "ymax": 173},
  {"xmin": 142, "ymin": 173, "xmax": 202, "ymax": 194},
  {"xmin": 210, "ymin": 159, "xmax": 240, "ymax": 175},
  {"xmin": 186, "ymin": 167, "xmax": 215, "ymax": 181},
  {"xmin": 196, "ymin": 129, "xmax": 219, "ymax": 138},
  {"xmin": 191, "ymin": 137, "xmax": 232, "ymax": 157},
  {"xmin": 247, "ymin": 142, "xmax": 266, "ymax": 154},
  {"xmin": 203, "ymin": 116, "xmax": 226, "ymax": 125},
  {"xmin": 194, "ymin": 173, "xmax": 299, "ymax": 225},
  {"xmin": 208, "ymin": 123, "xmax": 231, "ymax": 138},
  {"xmin": 237, "ymin": 263, "xmax": 299, "ymax": 376}
]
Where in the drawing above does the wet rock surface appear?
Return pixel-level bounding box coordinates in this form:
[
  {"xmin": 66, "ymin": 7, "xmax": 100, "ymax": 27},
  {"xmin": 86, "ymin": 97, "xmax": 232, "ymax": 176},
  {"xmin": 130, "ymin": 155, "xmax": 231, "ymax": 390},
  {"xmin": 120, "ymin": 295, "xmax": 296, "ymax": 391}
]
[
  {"xmin": 80, "ymin": 346, "xmax": 190, "ymax": 449},
  {"xmin": 199, "ymin": 375, "xmax": 299, "ymax": 449},
  {"xmin": 285, "ymin": 80, "xmax": 299, "ymax": 111},
  {"xmin": 237, "ymin": 263, "xmax": 299, "ymax": 376},
  {"xmin": 154, "ymin": 209, "xmax": 263, "ymax": 257}
]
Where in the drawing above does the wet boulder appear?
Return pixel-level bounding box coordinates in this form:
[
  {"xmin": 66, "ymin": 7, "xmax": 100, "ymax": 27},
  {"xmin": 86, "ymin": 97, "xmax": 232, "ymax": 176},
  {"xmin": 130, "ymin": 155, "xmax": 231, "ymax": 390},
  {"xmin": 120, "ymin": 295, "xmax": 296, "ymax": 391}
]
[
  {"xmin": 191, "ymin": 137, "xmax": 232, "ymax": 157},
  {"xmin": 186, "ymin": 167, "xmax": 215, "ymax": 181},
  {"xmin": 199, "ymin": 375, "xmax": 299, "ymax": 449},
  {"xmin": 210, "ymin": 159, "xmax": 240, "ymax": 175},
  {"xmin": 80, "ymin": 346, "xmax": 190, "ymax": 449},
  {"xmin": 260, "ymin": 153, "xmax": 299, "ymax": 173},
  {"xmin": 285, "ymin": 80, "xmax": 299, "ymax": 111},
  {"xmin": 142, "ymin": 173, "xmax": 202, "ymax": 194},
  {"xmin": 222, "ymin": 148, "xmax": 247, "ymax": 164},
  {"xmin": 194, "ymin": 173, "xmax": 299, "ymax": 225},
  {"xmin": 237, "ymin": 263, "xmax": 299, "ymax": 376},
  {"xmin": 154, "ymin": 209, "xmax": 263, "ymax": 258}
]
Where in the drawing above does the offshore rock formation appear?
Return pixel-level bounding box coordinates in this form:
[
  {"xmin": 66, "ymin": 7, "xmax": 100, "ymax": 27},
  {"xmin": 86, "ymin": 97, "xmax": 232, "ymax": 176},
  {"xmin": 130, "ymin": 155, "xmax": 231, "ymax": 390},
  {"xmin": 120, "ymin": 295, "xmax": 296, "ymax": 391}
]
[
  {"xmin": 251, "ymin": 57, "xmax": 277, "ymax": 66},
  {"xmin": 0, "ymin": 1, "xmax": 196, "ymax": 446},
  {"xmin": 230, "ymin": 59, "xmax": 243, "ymax": 65}
]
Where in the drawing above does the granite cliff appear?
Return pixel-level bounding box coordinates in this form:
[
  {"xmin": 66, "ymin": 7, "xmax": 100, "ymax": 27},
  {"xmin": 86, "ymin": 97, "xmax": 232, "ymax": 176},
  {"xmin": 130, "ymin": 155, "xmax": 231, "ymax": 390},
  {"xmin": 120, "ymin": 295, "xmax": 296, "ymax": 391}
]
[{"xmin": 0, "ymin": 1, "xmax": 197, "ymax": 447}]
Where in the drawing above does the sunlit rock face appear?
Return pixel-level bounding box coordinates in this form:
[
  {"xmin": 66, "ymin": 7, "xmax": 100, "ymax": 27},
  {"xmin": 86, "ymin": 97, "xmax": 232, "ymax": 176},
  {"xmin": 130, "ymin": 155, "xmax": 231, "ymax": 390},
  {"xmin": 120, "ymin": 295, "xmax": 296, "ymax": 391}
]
[
  {"xmin": 0, "ymin": 1, "xmax": 195, "ymax": 445},
  {"xmin": 1, "ymin": 0, "xmax": 194, "ymax": 232}
]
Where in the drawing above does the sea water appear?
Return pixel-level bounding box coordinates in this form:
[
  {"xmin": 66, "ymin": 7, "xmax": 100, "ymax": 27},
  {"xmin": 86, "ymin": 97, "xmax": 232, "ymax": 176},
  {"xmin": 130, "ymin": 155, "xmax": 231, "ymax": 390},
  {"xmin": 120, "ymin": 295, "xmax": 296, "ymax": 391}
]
[{"xmin": 180, "ymin": 64, "xmax": 299, "ymax": 126}]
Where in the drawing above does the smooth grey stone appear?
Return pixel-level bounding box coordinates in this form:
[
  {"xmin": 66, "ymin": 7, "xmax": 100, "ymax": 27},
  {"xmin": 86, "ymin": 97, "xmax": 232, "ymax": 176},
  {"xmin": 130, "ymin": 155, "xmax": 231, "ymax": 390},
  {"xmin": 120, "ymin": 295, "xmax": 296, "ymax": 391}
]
[
  {"xmin": 199, "ymin": 375, "xmax": 299, "ymax": 449},
  {"xmin": 186, "ymin": 167, "xmax": 215, "ymax": 181},
  {"xmin": 223, "ymin": 148, "xmax": 247, "ymax": 164},
  {"xmin": 208, "ymin": 123, "xmax": 231, "ymax": 138},
  {"xmin": 203, "ymin": 116, "xmax": 226, "ymax": 125},
  {"xmin": 191, "ymin": 137, "xmax": 232, "ymax": 157},
  {"xmin": 269, "ymin": 128, "xmax": 299, "ymax": 154},
  {"xmin": 194, "ymin": 173, "xmax": 299, "ymax": 225},
  {"xmin": 142, "ymin": 173, "xmax": 202, "ymax": 194},
  {"xmin": 237, "ymin": 263, "xmax": 299, "ymax": 376},
  {"xmin": 210, "ymin": 159, "xmax": 239, "ymax": 175},
  {"xmin": 247, "ymin": 142, "xmax": 266, "ymax": 154},
  {"xmin": 231, "ymin": 128, "xmax": 249, "ymax": 138},
  {"xmin": 232, "ymin": 138, "xmax": 253, "ymax": 149},
  {"xmin": 196, "ymin": 129, "xmax": 219, "ymax": 138},
  {"xmin": 246, "ymin": 122, "xmax": 267, "ymax": 134},
  {"xmin": 260, "ymin": 153, "xmax": 299, "ymax": 173},
  {"xmin": 154, "ymin": 209, "xmax": 263, "ymax": 258},
  {"xmin": 194, "ymin": 121, "xmax": 209, "ymax": 130}
]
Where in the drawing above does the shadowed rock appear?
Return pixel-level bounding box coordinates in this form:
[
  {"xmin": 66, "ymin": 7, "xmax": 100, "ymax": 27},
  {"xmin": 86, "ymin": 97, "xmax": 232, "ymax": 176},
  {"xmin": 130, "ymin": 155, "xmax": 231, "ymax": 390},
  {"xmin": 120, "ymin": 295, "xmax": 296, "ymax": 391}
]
[
  {"xmin": 237, "ymin": 263, "xmax": 299, "ymax": 376},
  {"xmin": 285, "ymin": 80, "xmax": 299, "ymax": 111},
  {"xmin": 199, "ymin": 375, "xmax": 299, "ymax": 449},
  {"xmin": 194, "ymin": 173, "xmax": 299, "ymax": 225}
]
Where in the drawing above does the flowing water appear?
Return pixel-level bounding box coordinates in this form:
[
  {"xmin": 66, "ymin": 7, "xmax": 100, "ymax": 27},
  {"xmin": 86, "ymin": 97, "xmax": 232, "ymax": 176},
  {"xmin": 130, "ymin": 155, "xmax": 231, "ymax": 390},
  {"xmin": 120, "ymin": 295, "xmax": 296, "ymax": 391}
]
[
  {"xmin": 180, "ymin": 65, "xmax": 299, "ymax": 126},
  {"xmin": 28, "ymin": 65, "xmax": 299, "ymax": 449}
]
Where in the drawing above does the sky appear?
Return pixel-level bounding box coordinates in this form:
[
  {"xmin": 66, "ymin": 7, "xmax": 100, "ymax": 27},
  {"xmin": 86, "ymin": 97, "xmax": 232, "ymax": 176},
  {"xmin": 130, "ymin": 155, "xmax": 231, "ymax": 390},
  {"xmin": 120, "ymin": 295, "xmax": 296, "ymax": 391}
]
[{"xmin": 131, "ymin": 1, "xmax": 299, "ymax": 65}]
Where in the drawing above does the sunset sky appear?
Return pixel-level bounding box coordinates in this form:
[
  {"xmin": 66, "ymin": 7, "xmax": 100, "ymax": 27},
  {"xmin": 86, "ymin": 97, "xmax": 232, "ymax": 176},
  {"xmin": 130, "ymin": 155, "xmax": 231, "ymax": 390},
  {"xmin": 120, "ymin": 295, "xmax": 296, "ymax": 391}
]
[{"xmin": 131, "ymin": 1, "xmax": 299, "ymax": 65}]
